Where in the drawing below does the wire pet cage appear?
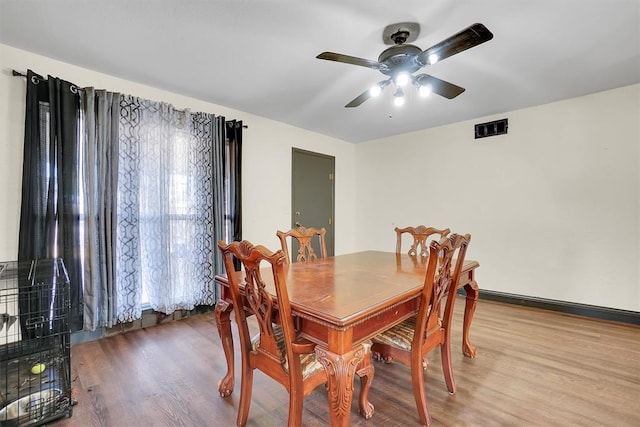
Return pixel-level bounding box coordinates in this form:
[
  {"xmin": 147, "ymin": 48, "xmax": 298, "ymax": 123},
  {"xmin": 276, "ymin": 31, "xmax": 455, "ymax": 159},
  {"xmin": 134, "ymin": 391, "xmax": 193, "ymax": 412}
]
[{"xmin": 0, "ymin": 259, "xmax": 73, "ymax": 426}]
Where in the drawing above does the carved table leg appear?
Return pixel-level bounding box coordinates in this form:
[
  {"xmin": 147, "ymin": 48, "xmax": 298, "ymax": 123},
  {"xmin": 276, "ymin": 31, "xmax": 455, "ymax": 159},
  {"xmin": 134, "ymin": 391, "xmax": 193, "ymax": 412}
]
[
  {"xmin": 316, "ymin": 345, "xmax": 365, "ymax": 427},
  {"xmin": 214, "ymin": 299, "xmax": 235, "ymax": 397},
  {"xmin": 462, "ymin": 281, "xmax": 479, "ymax": 358},
  {"xmin": 356, "ymin": 351, "xmax": 375, "ymax": 419}
]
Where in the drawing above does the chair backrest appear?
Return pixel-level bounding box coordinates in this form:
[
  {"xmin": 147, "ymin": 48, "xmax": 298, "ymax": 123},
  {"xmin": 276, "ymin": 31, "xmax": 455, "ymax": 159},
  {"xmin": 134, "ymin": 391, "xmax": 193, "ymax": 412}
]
[
  {"xmin": 276, "ymin": 225, "xmax": 327, "ymax": 264},
  {"xmin": 413, "ymin": 233, "xmax": 471, "ymax": 349},
  {"xmin": 218, "ymin": 240, "xmax": 297, "ymax": 373},
  {"xmin": 395, "ymin": 225, "xmax": 450, "ymax": 258}
]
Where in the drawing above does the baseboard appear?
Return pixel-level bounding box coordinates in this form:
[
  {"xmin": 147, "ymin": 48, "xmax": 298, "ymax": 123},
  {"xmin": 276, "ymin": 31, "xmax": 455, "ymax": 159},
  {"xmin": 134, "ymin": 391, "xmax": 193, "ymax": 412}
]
[
  {"xmin": 71, "ymin": 304, "xmax": 216, "ymax": 345},
  {"xmin": 463, "ymin": 289, "xmax": 640, "ymax": 325}
]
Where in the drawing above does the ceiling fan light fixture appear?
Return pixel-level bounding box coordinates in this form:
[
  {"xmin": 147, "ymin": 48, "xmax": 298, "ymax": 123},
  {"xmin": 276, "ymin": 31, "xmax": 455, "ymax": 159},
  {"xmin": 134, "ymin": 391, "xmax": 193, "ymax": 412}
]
[
  {"xmin": 419, "ymin": 84, "xmax": 432, "ymax": 97},
  {"xmin": 369, "ymin": 84, "xmax": 382, "ymax": 97},
  {"xmin": 395, "ymin": 72, "xmax": 410, "ymax": 87},
  {"xmin": 428, "ymin": 53, "xmax": 439, "ymax": 65},
  {"xmin": 393, "ymin": 87, "xmax": 405, "ymax": 107}
]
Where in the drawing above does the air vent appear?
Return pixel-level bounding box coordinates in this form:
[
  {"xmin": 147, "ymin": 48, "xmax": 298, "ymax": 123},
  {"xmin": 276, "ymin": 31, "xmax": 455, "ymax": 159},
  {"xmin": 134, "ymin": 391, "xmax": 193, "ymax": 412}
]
[{"xmin": 475, "ymin": 118, "xmax": 508, "ymax": 139}]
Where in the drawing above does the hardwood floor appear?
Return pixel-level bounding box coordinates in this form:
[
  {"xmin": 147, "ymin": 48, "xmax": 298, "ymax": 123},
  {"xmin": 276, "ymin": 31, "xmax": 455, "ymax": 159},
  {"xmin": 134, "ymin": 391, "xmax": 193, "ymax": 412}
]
[{"xmin": 53, "ymin": 298, "xmax": 640, "ymax": 426}]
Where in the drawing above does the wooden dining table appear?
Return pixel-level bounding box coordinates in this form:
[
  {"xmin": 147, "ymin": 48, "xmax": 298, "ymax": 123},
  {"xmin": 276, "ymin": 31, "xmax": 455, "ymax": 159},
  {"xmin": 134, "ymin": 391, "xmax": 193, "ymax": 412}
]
[{"xmin": 213, "ymin": 250, "xmax": 480, "ymax": 427}]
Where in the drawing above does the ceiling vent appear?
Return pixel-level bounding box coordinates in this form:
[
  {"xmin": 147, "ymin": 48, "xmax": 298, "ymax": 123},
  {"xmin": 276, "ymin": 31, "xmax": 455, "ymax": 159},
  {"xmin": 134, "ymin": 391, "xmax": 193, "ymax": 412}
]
[{"xmin": 475, "ymin": 118, "xmax": 508, "ymax": 139}]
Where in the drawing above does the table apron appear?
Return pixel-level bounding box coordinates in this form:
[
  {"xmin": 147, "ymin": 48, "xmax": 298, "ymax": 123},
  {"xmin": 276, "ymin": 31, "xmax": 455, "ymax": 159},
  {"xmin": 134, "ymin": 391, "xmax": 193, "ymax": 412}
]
[{"xmin": 297, "ymin": 296, "xmax": 419, "ymax": 351}]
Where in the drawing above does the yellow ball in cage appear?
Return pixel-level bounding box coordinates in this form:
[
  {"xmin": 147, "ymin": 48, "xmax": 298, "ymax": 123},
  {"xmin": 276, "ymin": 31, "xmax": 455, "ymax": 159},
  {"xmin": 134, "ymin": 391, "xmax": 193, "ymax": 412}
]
[{"xmin": 31, "ymin": 363, "xmax": 46, "ymax": 375}]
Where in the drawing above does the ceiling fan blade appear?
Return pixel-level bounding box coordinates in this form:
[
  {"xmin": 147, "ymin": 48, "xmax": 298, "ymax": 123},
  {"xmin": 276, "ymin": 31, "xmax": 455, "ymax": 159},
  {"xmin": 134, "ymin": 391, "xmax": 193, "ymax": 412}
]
[
  {"xmin": 316, "ymin": 52, "xmax": 384, "ymax": 71},
  {"xmin": 416, "ymin": 23, "xmax": 493, "ymax": 66},
  {"xmin": 344, "ymin": 79, "xmax": 391, "ymax": 108},
  {"xmin": 345, "ymin": 88, "xmax": 373, "ymax": 108},
  {"xmin": 414, "ymin": 74, "xmax": 465, "ymax": 99}
]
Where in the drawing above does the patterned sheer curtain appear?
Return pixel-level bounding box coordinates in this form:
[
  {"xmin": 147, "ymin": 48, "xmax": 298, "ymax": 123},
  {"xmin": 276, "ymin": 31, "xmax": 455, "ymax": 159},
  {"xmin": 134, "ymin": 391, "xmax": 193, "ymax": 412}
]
[{"xmin": 115, "ymin": 96, "xmax": 220, "ymax": 321}]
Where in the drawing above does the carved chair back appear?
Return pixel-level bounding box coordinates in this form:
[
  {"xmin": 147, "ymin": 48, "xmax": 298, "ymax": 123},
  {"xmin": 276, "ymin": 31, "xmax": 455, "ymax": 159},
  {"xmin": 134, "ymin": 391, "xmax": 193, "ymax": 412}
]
[
  {"xmin": 277, "ymin": 225, "xmax": 327, "ymax": 264},
  {"xmin": 395, "ymin": 225, "xmax": 450, "ymax": 258},
  {"xmin": 415, "ymin": 233, "xmax": 471, "ymax": 353}
]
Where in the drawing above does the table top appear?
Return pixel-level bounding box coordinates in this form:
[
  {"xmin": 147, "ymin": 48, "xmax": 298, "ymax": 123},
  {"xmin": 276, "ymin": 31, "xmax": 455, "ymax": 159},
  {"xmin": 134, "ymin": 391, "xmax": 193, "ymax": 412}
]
[{"xmin": 215, "ymin": 250, "xmax": 479, "ymax": 330}]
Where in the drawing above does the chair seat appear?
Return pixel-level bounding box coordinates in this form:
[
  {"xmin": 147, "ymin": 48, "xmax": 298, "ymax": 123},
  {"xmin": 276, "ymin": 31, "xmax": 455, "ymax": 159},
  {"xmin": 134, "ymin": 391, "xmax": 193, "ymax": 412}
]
[
  {"xmin": 251, "ymin": 324, "xmax": 325, "ymax": 379},
  {"xmin": 372, "ymin": 314, "xmax": 442, "ymax": 351},
  {"xmin": 371, "ymin": 316, "xmax": 417, "ymax": 351}
]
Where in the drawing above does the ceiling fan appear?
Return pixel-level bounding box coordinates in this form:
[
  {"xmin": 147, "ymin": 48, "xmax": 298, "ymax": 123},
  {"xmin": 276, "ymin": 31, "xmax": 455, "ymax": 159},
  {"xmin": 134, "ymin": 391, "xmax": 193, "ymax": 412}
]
[{"xmin": 316, "ymin": 22, "xmax": 494, "ymax": 108}]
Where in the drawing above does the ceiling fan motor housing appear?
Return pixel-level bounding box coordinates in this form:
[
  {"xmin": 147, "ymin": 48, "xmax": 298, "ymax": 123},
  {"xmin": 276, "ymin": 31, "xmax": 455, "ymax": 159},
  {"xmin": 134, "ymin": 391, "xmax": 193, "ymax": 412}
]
[{"xmin": 377, "ymin": 44, "xmax": 424, "ymax": 76}]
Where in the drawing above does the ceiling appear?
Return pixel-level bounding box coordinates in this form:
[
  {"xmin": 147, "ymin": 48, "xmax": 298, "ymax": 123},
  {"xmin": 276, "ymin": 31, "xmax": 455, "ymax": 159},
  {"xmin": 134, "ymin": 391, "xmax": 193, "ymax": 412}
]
[{"xmin": 1, "ymin": 1, "xmax": 639, "ymax": 143}]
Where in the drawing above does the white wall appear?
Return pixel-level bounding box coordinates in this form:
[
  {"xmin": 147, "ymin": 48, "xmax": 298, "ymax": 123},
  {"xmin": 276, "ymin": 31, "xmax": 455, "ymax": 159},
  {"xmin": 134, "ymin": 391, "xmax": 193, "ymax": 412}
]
[
  {"xmin": 0, "ymin": 43, "xmax": 358, "ymax": 260},
  {"xmin": 2, "ymin": 44, "xmax": 638, "ymax": 312},
  {"xmin": 355, "ymin": 84, "xmax": 640, "ymax": 311}
]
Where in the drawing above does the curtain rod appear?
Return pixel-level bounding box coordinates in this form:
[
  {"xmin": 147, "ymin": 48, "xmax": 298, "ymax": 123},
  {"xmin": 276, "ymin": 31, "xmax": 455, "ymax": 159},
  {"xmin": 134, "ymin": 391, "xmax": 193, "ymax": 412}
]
[
  {"xmin": 12, "ymin": 69, "xmax": 82, "ymax": 91},
  {"xmin": 13, "ymin": 69, "xmax": 247, "ymax": 129},
  {"xmin": 228, "ymin": 121, "xmax": 249, "ymax": 129}
]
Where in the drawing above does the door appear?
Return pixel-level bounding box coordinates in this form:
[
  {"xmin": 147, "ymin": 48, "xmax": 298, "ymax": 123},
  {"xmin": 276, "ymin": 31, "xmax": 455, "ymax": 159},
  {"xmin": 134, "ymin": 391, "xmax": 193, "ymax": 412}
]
[{"xmin": 291, "ymin": 148, "xmax": 335, "ymax": 257}]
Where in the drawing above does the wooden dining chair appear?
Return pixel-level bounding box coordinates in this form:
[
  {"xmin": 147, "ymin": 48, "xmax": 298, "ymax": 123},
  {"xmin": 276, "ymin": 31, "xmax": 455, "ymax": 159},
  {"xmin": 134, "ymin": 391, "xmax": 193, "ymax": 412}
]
[
  {"xmin": 218, "ymin": 240, "xmax": 373, "ymax": 426},
  {"xmin": 371, "ymin": 233, "xmax": 471, "ymax": 427},
  {"xmin": 276, "ymin": 225, "xmax": 327, "ymax": 264},
  {"xmin": 395, "ymin": 225, "xmax": 450, "ymax": 258}
]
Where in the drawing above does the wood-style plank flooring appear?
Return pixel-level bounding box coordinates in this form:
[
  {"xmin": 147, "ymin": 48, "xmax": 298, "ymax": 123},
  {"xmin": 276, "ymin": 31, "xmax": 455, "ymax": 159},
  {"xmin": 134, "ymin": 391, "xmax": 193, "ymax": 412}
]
[{"xmin": 53, "ymin": 298, "xmax": 640, "ymax": 426}]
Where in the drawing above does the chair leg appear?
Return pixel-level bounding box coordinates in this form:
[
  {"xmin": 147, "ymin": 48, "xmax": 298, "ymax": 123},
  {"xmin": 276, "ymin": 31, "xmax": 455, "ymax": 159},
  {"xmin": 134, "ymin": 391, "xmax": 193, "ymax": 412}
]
[
  {"xmin": 440, "ymin": 340, "xmax": 456, "ymax": 394},
  {"xmin": 356, "ymin": 353, "xmax": 375, "ymax": 419},
  {"xmin": 411, "ymin": 356, "xmax": 431, "ymax": 426},
  {"xmin": 237, "ymin": 367, "xmax": 253, "ymax": 427},
  {"xmin": 287, "ymin": 390, "xmax": 304, "ymax": 427},
  {"xmin": 214, "ymin": 300, "xmax": 235, "ymax": 397}
]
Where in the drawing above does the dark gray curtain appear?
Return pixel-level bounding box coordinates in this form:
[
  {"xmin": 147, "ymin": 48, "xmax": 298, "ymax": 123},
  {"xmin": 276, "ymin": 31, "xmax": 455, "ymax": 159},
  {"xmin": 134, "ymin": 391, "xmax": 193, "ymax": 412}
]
[
  {"xmin": 81, "ymin": 88, "xmax": 120, "ymax": 330},
  {"xmin": 212, "ymin": 118, "xmax": 226, "ymax": 296},
  {"xmin": 18, "ymin": 69, "xmax": 83, "ymax": 334},
  {"xmin": 226, "ymin": 120, "xmax": 243, "ymax": 270}
]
